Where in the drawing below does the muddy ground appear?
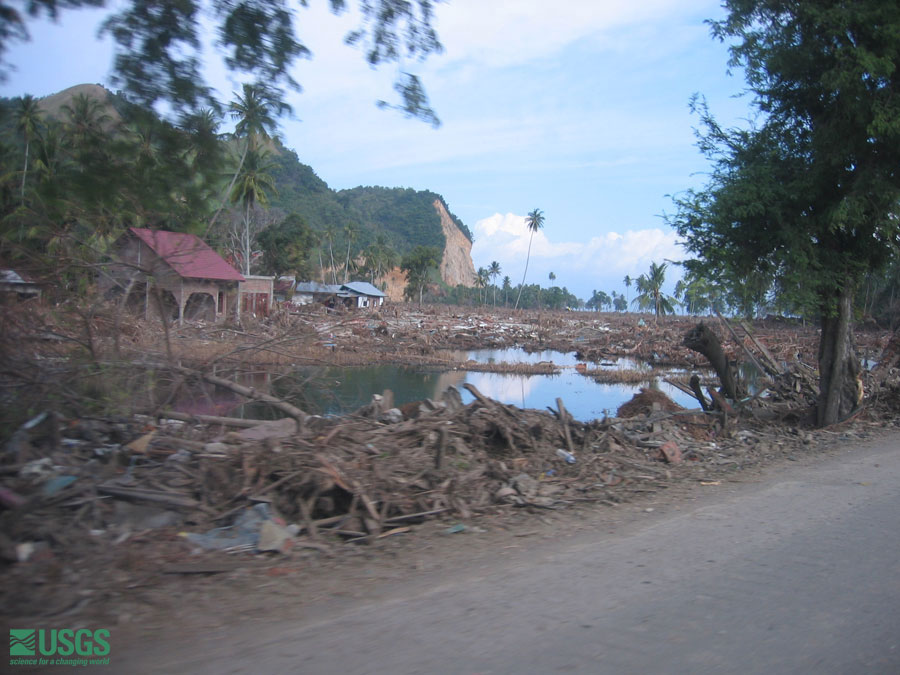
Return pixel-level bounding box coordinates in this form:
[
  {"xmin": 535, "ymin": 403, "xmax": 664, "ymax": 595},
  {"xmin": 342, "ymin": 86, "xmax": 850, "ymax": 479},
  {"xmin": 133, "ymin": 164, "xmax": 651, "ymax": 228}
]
[{"xmin": 2, "ymin": 303, "xmax": 898, "ymax": 635}]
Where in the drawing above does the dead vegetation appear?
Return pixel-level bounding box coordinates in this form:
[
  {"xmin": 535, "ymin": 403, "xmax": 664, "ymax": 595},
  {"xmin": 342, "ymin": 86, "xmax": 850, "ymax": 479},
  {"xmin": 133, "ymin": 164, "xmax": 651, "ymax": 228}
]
[{"xmin": 1, "ymin": 300, "xmax": 898, "ymax": 621}]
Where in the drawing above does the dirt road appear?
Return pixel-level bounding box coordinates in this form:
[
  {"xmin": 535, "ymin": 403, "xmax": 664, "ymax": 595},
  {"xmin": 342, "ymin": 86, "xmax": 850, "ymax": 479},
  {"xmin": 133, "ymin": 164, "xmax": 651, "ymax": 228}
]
[{"xmin": 107, "ymin": 434, "xmax": 900, "ymax": 675}]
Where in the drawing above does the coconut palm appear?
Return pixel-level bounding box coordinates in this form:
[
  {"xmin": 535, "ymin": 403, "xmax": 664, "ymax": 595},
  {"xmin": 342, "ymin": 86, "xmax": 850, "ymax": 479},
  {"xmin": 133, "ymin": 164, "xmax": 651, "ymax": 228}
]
[
  {"xmin": 502, "ymin": 275, "xmax": 512, "ymax": 306},
  {"xmin": 323, "ymin": 224, "xmax": 339, "ymax": 284},
  {"xmin": 229, "ymin": 146, "xmax": 277, "ymax": 274},
  {"xmin": 474, "ymin": 267, "xmax": 489, "ymax": 304},
  {"xmin": 363, "ymin": 234, "xmax": 398, "ymax": 284},
  {"xmin": 60, "ymin": 93, "xmax": 112, "ymax": 152},
  {"xmin": 514, "ymin": 208, "xmax": 545, "ymax": 310},
  {"xmin": 15, "ymin": 94, "xmax": 42, "ymax": 202},
  {"xmin": 342, "ymin": 223, "xmax": 359, "ymax": 283},
  {"xmin": 207, "ymin": 84, "xmax": 284, "ymax": 235},
  {"xmin": 632, "ymin": 262, "xmax": 676, "ymax": 322},
  {"xmin": 623, "ymin": 274, "xmax": 632, "ymax": 306},
  {"xmin": 181, "ymin": 109, "xmax": 223, "ymax": 174},
  {"xmin": 488, "ymin": 260, "xmax": 501, "ymax": 306}
]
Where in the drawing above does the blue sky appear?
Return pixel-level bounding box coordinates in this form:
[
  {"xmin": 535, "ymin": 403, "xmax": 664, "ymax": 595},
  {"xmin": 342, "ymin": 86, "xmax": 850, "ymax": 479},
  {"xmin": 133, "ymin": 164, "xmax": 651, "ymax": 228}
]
[{"xmin": 0, "ymin": 0, "xmax": 752, "ymax": 302}]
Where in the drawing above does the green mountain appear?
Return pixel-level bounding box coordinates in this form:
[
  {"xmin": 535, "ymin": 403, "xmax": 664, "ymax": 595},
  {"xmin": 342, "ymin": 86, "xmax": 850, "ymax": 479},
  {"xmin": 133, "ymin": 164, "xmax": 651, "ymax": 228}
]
[
  {"xmin": 1, "ymin": 84, "xmax": 473, "ymax": 264},
  {"xmin": 268, "ymin": 143, "xmax": 473, "ymax": 257}
]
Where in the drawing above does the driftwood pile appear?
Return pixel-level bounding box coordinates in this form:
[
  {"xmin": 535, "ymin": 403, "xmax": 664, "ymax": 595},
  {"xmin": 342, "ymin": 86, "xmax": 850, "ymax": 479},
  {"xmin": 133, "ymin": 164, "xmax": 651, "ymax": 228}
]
[{"xmin": 1, "ymin": 380, "xmax": 733, "ymax": 571}]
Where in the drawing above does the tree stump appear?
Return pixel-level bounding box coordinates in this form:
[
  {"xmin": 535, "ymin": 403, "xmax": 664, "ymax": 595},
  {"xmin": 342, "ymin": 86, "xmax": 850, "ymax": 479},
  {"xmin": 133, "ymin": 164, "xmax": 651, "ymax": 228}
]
[{"xmin": 683, "ymin": 323, "xmax": 744, "ymax": 401}]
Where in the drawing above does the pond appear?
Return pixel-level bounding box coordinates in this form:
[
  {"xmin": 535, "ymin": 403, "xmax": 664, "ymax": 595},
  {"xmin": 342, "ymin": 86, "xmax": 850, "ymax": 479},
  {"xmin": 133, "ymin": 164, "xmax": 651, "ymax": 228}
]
[{"xmin": 187, "ymin": 348, "xmax": 701, "ymax": 423}]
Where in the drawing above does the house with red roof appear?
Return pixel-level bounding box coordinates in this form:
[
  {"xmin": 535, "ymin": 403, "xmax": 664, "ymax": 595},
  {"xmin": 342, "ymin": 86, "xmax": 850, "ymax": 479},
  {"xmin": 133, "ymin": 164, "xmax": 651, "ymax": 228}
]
[{"xmin": 104, "ymin": 227, "xmax": 245, "ymax": 323}]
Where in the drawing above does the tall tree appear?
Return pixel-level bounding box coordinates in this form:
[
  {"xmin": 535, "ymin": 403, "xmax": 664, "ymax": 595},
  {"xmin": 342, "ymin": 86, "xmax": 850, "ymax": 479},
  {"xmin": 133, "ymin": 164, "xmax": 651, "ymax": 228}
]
[
  {"xmin": 207, "ymin": 84, "xmax": 284, "ymax": 234},
  {"xmin": 514, "ymin": 208, "xmax": 544, "ymax": 310},
  {"xmin": 401, "ymin": 245, "xmax": 441, "ymax": 304},
  {"xmin": 488, "ymin": 260, "xmax": 501, "ymax": 306},
  {"xmin": 229, "ymin": 146, "xmax": 277, "ymax": 274},
  {"xmin": 632, "ymin": 262, "xmax": 676, "ymax": 322},
  {"xmin": 342, "ymin": 222, "xmax": 359, "ymax": 282},
  {"xmin": 15, "ymin": 94, "xmax": 42, "ymax": 202},
  {"xmin": 670, "ymin": 0, "xmax": 900, "ymax": 425},
  {"xmin": 474, "ymin": 267, "xmax": 489, "ymax": 305},
  {"xmin": 323, "ymin": 223, "xmax": 339, "ymax": 284},
  {"xmin": 623, "ymin": 274, "xmax": 632, "ymax": 306},
  {"xmin": 257, "ymin": 212, "xmax": 315, "ymax": 280}
]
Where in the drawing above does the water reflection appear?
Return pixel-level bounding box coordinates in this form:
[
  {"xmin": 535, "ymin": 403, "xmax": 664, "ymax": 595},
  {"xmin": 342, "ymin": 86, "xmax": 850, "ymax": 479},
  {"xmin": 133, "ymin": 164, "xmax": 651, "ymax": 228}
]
[
  {"xmin": 174, "ymin": 349, "xmax": 700, "ymax": 422},
  {"xmin": 460, "ymin": 371, "xmax": 693, "ymax": 421}
]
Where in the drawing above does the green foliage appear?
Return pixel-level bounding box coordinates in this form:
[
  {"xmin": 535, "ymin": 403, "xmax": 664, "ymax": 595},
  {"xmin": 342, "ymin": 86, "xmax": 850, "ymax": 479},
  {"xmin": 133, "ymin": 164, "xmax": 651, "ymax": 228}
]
[
  {"xmin": 0, "ymin": 86, "xmax": 471, "ymax": 290},
  {"xmin": 671, "ymin": 0, "xmax": 900, "ymax": 424},
  {"xmin": 514, "ymin": 208, "xmax": 545, "ymax": 310},
  {"xmin": 257, "ymin": 212, "xmax": 316, "ymax": 279},
  {"xmin": 0, "ymin": 88, "xmax": 227, "ymax": 284},
  {"xmin": 671, "ymin": 1, "xmax": 900, "ymax": 318},
  {"xmin": 0, "ymin": 1, "xmax": 445, "ymax": 124},
  {"xmin": 264, "ymin": 156, "xmax": 471, "ymax": 266},
  {"xmin": 401, "ymin": 244, "xmax": 441, "ymax": 303},
  {"xmin": 586, "ymin": 290, "xmax": 610, "ymax": 311},
  {"xmin": 632, "ymin": 262, "xmax": 676, "ymax": 320}
]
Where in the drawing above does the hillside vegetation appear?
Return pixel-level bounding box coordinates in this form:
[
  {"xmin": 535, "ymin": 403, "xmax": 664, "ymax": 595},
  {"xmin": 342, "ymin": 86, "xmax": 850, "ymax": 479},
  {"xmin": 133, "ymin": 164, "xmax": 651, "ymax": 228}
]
[
  {"xmin": 267, "ymin": 145, "xmax": 472, "ymax": 256},
  {"xmin": 0, "ymin": 84, "xmax": 472, "ymax": 281}
]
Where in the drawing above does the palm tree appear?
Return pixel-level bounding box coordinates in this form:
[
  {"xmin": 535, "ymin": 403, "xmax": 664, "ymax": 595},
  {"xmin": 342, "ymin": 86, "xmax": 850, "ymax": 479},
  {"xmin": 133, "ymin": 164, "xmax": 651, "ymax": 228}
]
[
  {"xmin": 488, "ymin": 260, "xmax": 501, "ymax": 306},
  {"xmin": 16, "ymin": 95, "xmax": 42, "ymax": 202},
  {"xmin": 315, "ymin": 232, "xmax": 327, "ymax": 283},
  {"xmin": 181, "ymin": 109, "xmax": 222, "ymax": 174},
  {"xmin": 514, "ymin": 208, "xmax": 545, "ymax": 310},
  {"xmin": 364, "ymin": 234, "xmax": 398, "ymax": 284},
  {"xmin": 474, "ymin": 267, "xmax": 489, "ymax": 304},
  {"xmin": 502, "ymin": 275, "xmax": 512, "ymax": 306},
  {"xmin": 60, "ymin": 93, "xmax": 112, "ymax": 152},
  {"xmin": 632, "ymin": 262, "xmax": 676, "ymax": 322},
  {"xmin": 623, "ymin": 274, "xmax": 632, "ymax": 307},
  {"xmin": 342, "ymin": 223, "xmax": 359, "ymax": 283},
  {"xmin": 323, "ymin": 224, "xmax": 338, "ymax": 284},
  {"xmin": 33, "ymin": 121, "xmax": 65, "ymax": 190},
  {"xmin": 207, "ymin": 84, "xmax": 283, "ymax": 235},
  {"xmin": 229, "ymin": 146, "xmax": 276, "ymax": 274}
]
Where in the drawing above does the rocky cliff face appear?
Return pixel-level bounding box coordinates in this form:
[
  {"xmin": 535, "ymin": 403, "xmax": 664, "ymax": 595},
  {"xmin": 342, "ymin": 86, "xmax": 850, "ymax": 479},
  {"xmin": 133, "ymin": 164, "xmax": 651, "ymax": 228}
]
[
  {"xmin": 435, "ymin": 199, "xmax": 476, "ymax": 288},
  {"xmin": 381, "ymin": 199, "xmax": 476, "ymax": 300}
]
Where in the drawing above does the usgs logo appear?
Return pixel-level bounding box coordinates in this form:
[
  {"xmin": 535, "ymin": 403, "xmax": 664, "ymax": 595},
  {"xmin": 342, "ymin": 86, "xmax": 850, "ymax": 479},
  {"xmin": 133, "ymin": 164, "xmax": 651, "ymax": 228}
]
[{"xmin": 10, "ymin": 629, "xmax": 110, "ymax": 668}]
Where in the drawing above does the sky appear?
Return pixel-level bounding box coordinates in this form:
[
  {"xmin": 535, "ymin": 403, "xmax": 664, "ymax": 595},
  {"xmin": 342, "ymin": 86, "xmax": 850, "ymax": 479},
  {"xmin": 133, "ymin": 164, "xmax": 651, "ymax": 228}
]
[{"xmin": 0, "ymin": 0, "xmax": 753, "ymax": 303}]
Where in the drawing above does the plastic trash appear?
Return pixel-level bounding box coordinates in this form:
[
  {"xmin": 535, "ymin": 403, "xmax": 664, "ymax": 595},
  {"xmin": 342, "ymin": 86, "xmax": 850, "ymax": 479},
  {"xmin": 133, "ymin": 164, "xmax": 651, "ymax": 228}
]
[
  {"xmin": 185, "ymin": 503, "xmax": 271, "ymax": 551},
  {"xmin": 42, "ymin": 475, "xmax": 77, "ymax": 496},
  {"xmin": 555, "ymin": 448, "xmax": 576, "ymax": 464}
]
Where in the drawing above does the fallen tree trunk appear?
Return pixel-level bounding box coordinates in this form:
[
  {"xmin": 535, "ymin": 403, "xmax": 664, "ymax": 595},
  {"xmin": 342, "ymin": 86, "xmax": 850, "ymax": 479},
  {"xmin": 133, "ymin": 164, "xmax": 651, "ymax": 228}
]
[
  {"xmin": 132, "ymin": 361, "xmax": 309, "ymax": 428},
  {"xmin": 683, "ymin": 323, "xmax": 743, "ymax": 401}
]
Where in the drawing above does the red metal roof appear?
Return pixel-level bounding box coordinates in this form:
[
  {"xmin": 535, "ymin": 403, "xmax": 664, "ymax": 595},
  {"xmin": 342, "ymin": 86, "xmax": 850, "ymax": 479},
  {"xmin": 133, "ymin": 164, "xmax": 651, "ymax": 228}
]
[{"xmin": 129, "ymin": 228, "xmax": 244, "ymax": 282}]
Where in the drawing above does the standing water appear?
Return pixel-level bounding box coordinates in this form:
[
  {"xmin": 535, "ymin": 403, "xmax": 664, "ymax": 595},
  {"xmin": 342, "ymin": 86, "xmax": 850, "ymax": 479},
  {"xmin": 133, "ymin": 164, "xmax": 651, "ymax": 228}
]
[{"xmin": 258, "ymin": 348, "xmax": 699, "ymax": 422}]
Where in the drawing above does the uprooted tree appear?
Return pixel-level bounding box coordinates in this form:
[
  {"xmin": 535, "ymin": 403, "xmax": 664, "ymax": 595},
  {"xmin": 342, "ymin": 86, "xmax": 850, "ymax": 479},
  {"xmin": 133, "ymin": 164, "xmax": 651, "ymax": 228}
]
[{"xmin": 668, "ymin": 0, "xmax": 900, "ymax": 427}]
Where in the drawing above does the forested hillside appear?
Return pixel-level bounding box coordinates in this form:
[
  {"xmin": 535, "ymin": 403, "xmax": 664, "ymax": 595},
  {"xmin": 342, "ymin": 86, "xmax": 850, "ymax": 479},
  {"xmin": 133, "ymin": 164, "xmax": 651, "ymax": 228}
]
[
  {"xmin": 0, "ymin": 84, "xmax": 473, "ymax": 285},
  {"xmin": 267, "ymin": 144, "xmax": 473, "ymax": 257}
]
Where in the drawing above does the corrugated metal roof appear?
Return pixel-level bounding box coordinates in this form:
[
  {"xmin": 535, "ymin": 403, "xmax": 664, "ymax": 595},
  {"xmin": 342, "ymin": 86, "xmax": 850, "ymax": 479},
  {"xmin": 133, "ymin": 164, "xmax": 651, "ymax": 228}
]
[
  {"xmin": 341, "ymin": 281, "xmax": 386, "ymax": 297},
  {"xmin": 294, "ymin": 282, "xmax": 339, "ymax": 294},
  {"xmin": 129, "ymin": 228, "xmax": 244, "ymax": 282},
  {"xmin": 0, "ymin": 269, "xmax": 33, "ymax": 284}
]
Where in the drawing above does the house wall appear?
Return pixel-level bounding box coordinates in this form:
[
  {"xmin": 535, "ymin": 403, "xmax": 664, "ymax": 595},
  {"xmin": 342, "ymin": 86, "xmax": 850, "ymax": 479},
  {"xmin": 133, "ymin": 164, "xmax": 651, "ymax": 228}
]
[
  {"xmin": 239, "ymin": 275, "xmax": 274, "ymax": 317},
  {"xmin": 106, "ymin": 237, "xmax": 238, "ymax": 323}
]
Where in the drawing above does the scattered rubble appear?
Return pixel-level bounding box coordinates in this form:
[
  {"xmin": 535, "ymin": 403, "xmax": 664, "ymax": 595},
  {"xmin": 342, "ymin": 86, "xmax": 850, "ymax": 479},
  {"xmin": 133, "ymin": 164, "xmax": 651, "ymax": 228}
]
[{"xmin": 1, "ymin": 302, "xmax": 897, "ymax": 621}]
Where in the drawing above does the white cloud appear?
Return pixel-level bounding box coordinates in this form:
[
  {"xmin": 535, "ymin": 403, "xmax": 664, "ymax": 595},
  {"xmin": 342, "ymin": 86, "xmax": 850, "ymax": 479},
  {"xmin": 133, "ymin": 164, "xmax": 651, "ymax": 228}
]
[
  {"xmin": 472, "ymin": 212, "xmax": 685, "ymax": 298},
  {"xmin": 433, "ymin": 0, "xmax": 709, "ymax": 68}
]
